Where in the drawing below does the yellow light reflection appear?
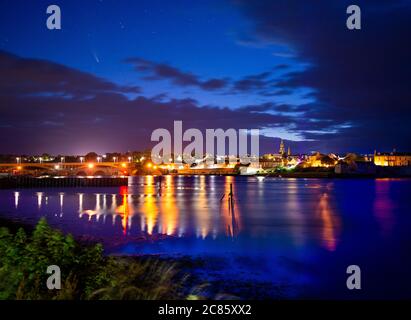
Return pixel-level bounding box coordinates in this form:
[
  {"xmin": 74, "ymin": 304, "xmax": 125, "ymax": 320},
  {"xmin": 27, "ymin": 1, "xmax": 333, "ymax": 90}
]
[
  {"xmin": 140, "ymin": 175, "xmax": 158, "ymax": 234},
  {"xmin": 193, "ymin": 174, "xmax": 209, "ymax": 238},
  {"xmin": 317, "ymin": 193, "xmax": 340, "ymax": 251},
  {"xmin": 117, "ymin": 193, "xmax": 129, "ymax": 235},
  {"xmin": 159, "ymin": 176, "xmax": 178, "ymax": 235}
]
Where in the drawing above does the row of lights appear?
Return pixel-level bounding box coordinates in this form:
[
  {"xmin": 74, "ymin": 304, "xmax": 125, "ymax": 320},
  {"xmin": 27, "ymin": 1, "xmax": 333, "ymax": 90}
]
[
  {"xmin": 15, "ymin": 161, "xmax": 166, "ymax": 172},
  {"xmin": 16, "ymin": 155, "xmax": 139, "ymax": 164},
  {"xmin": 55, "ymin": 162, "xmax": 129, "ymax": 170},
  {"xmin": 16, "ymin": 163, "xmax": 129, "ymax": 170},
  {"xmin": 15, "ymin": 156, "xmax": 149, "ymax": 173},
  {"xmin": 146, "ymin": 163, "xmax": 158, "ymax": 169}
]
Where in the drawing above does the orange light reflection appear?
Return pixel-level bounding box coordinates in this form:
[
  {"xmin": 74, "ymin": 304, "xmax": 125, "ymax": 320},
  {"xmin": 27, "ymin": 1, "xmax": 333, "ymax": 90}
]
[{"xmin": 317, "ymin": 193, "xmax": 340, "ymax": 251}]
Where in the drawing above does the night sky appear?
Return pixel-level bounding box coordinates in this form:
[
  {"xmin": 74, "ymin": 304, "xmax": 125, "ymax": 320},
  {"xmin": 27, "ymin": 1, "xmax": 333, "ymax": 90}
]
[{"xmin": 0, "ymin": 0, "xmax": 410, "ymax": 155}]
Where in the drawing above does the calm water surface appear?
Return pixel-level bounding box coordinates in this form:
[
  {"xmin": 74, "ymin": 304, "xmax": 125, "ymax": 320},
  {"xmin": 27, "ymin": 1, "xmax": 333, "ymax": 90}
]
[{"xmin": 1, "ymin": 176, "xmax": 411, "ymax": 299}]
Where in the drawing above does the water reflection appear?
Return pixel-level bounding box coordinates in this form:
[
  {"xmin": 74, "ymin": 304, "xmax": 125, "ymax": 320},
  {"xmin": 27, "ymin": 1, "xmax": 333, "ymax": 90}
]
[
  {"xmin": 316, "ymin": 193, "xmax": 340, "ymax": 251},
  {"xmin": 36, "ymin": 192, "xmax": 43, "ymax": 209},
  {"xmin": 140, "ymin": 175, "xmax": 158, "ymax": 235},
  {"xmin": 4, "ymin": 177, "xmax": 411, "ymax": 299},
  {"xmin": 374, "ymin": 179, "xmax": 395, "ymax": 236},
  {"xmin": 59, "ymin": 193, "xmax": 64, "ymax": 217},
  {"xmin": 5, "ymin": 176, "xmax": 406, "ymax": 252},
  {"xmin": 14, "ymin": 191, "xmax": 19, "ymax": 209},
  {"xmin": 78, "ymin": 193, "xmax": 84, "ymax": 213},
  {"xmin": 285, "ymin": 179, "xmax": 305, "ymax": 246},
  {"xmin": 221, "ymin": 176, "xmax": 241, "ymax": 237},
  {"xmin": 8, "ymin": 176, "xmax": 246, "ymax": 240},
  {"xmin": 194, "ymin": 175, "xmax": 209, "ymax": 238},
  {"xmin": 159, "ymin": 176, "xmax": 178, "ymax": 236}
]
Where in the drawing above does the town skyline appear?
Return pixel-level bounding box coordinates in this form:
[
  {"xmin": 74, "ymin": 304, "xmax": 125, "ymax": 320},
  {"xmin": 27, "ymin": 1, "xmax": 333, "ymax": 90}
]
[{"xmin": 0, "ymin": 135, "xmax": 408, "ymax": 160}]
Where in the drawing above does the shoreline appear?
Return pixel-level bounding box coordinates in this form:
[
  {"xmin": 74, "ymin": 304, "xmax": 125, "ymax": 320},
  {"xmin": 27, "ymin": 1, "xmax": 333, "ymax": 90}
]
[
  {"xmin": 0, "ymin": 216, "xmax": 286, "ymax": 299},
  {"xmin": 1, "ymin": 173, "xmax": 411, "ymax": 189},
  {"xmin": 266, "ymin": 172, "xmax": 411, "ymax": 179}
]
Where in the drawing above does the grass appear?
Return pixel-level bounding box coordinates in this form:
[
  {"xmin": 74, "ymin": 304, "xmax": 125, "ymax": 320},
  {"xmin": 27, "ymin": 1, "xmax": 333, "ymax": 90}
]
[{"xmin": 0, "ymin": 218, "xmax": 188, "ymax": 300}]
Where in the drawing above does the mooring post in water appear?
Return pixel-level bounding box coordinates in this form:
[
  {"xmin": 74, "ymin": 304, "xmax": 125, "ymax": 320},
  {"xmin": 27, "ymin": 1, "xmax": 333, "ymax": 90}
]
[
  {"xmin": 228, "ymin": 183, "xmax": 234, "ymax": 206},
  {"xmin": 158, "ymin": 175, "xmax": 162, "ymax": 196}
]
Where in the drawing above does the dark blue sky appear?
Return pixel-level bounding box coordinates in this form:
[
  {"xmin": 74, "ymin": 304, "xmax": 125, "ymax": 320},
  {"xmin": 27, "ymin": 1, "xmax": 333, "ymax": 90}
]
[{"xmin": 0, "ymin": 0, "xmax": 410, "ymax": 155}]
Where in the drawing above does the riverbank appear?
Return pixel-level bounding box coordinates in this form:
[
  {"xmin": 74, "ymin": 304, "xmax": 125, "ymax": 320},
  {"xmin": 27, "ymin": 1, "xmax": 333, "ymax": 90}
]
[
  {"xmin": 2, "ymin": 173, "xmax": 411, "ymax": 190},
  {"xmin": 267, "ymin": 172, "xmax": 411, "ymax": 178},
  {"xmin": 0, "ymin": 217, "xmax": 193, "ymax": 300},
  {"xmin": 0, "ymin": 217, "xmax": 285, "ymax": 300}
]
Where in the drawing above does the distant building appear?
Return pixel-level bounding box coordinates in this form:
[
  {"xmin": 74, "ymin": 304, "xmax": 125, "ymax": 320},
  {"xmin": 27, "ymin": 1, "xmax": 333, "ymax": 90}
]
[
  {"xmin": 261, "ymin": 140, "xmax": 299, "ymax": 169},
  {"xmin": 259, "ymin": 159, "xmax": 281, "ymax": 169},
  {"xmin": 262, "ymin": 140, "xmax": 286, "ymax": 167},
  {"xmin": 374, "ymin": 151, "xmax": 411, "ymax": 166},
  {"xmin": 263, "ymin": 140, "xmax": 284, "ymax": 159},
  {"xmin": 279, "ymin": 139, "xmax": 285, "ymax": 156},
  {"xmin": 304, "ymin": 152, "xmax": 338, "ymax": 168}
]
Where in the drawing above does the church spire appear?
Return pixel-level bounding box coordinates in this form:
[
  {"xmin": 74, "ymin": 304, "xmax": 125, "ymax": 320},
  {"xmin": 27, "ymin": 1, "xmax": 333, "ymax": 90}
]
[{"xmin": 279, "ymin": 139, "xmax": 285, "ymax": 156}]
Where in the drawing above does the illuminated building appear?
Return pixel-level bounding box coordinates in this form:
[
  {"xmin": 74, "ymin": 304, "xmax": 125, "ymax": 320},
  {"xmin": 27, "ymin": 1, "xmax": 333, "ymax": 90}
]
[
  {"xmin": 374, "ymin": 151, "xmax": 411, "ymax": 166},
  {"xmin": 305, "ymin": 152, "xmax": 338, "ymax": 168},
  {"xmin": 263, "ymin": 140, "xmax": 286, "ymax": 164},
  {"xmin": 261, "ymin": 140, "xmax": 300, "ymax": 169},
  {"xmin": 279, "ymin": 139, "xmax": 285, "ymax": 156}
]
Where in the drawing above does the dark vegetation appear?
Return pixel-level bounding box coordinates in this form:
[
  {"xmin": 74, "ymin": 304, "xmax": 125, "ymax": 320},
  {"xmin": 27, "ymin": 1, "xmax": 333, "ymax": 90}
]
[{"xmin": 0, "ymin": 218, "xmax": 189, "ymax": 300}]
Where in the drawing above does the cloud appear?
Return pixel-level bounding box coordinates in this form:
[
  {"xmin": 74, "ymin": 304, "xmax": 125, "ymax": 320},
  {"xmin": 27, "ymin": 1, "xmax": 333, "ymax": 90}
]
[
  {"xmin": 126, "ymin": 57, "xmax": 288, "ymax": 96},
  {"xmin": 232, "ymin": 71, "xmax": 272, "ymax": 92},
  {"xmin": 235, "ymin": 0, "xmax": 411, "ymax": 152},
  {"xmin": 0, "ymin": 51, "xmax": 140, "ymax": 99},
  {"xmin": 1, "ymin": 51, "xmax": 314, "ymax": 154},
  {"xmin": 126, "ymin": 57, "xmax": 229, "ymax": 91}
]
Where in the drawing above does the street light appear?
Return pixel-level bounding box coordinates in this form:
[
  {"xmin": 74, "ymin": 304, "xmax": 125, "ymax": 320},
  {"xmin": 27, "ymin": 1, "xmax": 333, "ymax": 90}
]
[
  {"xmin": 80, "ymin": 157, "xmax": 84, "ymax": 163},
  {"xmin": 97, "ymin": 156, "xmax": 102, "ymax": 163},
  {"xmin": 16, "ymin": 157, "xmax": 20, "ymax": 164},
  {"xmin": 39, "ymin": 157, "xmax": 43, "ymax": 163},
  {"xmin": 128, "ymin": 156, "xmax": 132, "ymax": 163},
  {"xmin": 113, "ymin": 157, "xmax": 117, "ymax": 163},
  {"xmin": 61, "ymin": 157, "xmax": 65, "ymax": 163}
]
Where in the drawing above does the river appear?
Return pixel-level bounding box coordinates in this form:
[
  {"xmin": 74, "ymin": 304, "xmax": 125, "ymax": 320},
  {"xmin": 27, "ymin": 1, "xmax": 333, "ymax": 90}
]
[{"xmin": 1, "ymin": 176, "xmax": 410, "ymax": 299}]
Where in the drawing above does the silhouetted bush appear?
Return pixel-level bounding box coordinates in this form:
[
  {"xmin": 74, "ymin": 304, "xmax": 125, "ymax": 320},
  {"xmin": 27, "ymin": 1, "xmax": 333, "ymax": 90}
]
[{"xmin": 0, "ymin": 218, "xmax": 185, "ymax": 300}]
